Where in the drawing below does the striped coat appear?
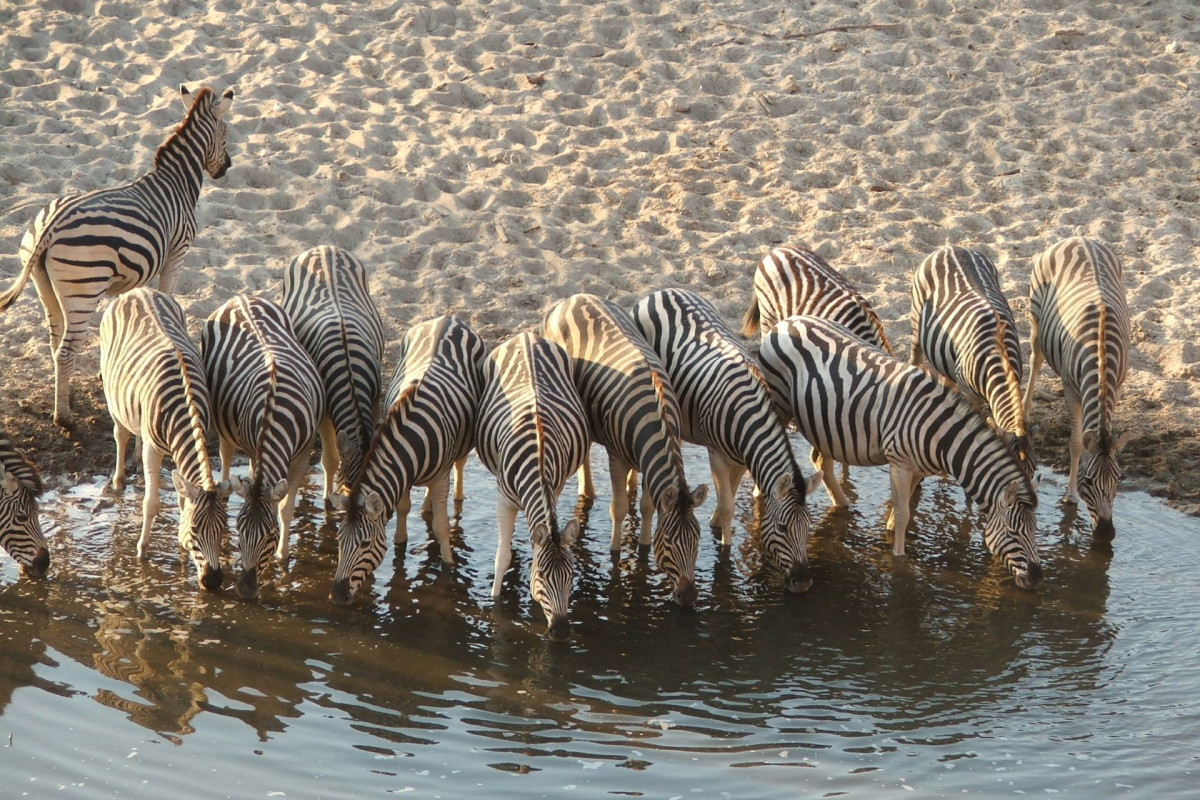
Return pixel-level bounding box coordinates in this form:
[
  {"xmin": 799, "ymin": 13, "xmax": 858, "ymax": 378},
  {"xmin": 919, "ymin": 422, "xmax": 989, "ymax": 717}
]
[
  {"xmin": 1024, "ymin": 236, "xmax": 1130, "ymax": 542},
  {"xmin": 99, "ymin": 287, "xmax": 231, "ymax": 590},
  {"xmin": 0, "ymin": 426, "xmax": 49, "ymax": 579},
  {"xmin": 1, "ymin": 85, "xmax": 233, "ymax": 426},
  {"xmin": 330, "ymin": 316, "xmax": 486, "ymax": 606},
  {"xmin": 279, "ymin": 245, "xmax": 385, "ymax": 501},
  {"xmin": 475, "ymin": 332, "xmax": 590, "ymax": 640},
  {"xmin": 202, "ymin": 295, "xmax": 325, "ymax": 599},
  {"xmin": 760, "ymin": 315, "xmax": 1041, "ymax": 589}
]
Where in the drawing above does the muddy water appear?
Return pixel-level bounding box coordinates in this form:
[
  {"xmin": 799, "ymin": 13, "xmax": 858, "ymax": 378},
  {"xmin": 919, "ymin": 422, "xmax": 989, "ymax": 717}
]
[{"xmin": 0, "ymin": 441, "xmax": 1196, "ymax": 798}]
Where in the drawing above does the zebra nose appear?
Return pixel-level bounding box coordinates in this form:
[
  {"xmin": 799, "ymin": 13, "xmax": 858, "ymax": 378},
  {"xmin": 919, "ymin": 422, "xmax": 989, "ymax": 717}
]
[
  {"xmin": 1093, "ymin": 516, "xmax": 1116, "ymax": 544},
  {"xmin": 1016, "ymin": 562, "xmax": 1043, "ymax": 590},
  {"xmin": 22, "ymin": 547, "xmax": 50, "ymax": 579},
  {"xmin": 545, "ymin": 615, "xmax": 572, "ymax": 642},
  {"xmin": 785, "ymin": 563, "xmax": 813, "ymax": 594},
  {"xmin": 330, "ymin": 578, "xmax": 354, "ymax": 606},
  {"xmin": 199, "ymin": 564, "xmax": 224, "ymax": 591},
  {"xmin": 236, "ymin": 567, "xmax": 259, "ymax": 600},
  {"xmin": 673, "ymin": 578, "xmax": 698, "ymax": 607}
]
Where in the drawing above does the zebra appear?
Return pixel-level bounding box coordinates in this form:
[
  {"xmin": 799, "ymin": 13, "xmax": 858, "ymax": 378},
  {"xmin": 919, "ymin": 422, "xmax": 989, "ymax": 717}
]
[
  {"xmin": 475, "ymin": 332, "xmax": 590, "ymax": 641},
  {"xmin": 742, "ymin": 244, "xmax": 895, "ymax": 506},
  {"xmin": 98, "ymin": 287, "xmax": 232, "ymax": 590},
  {"xmin": 632, "ymin": 288, "xmax": 822, "ymax": 593},
  {"xmin": 909, "ymin": 245, "xmax": 1036, "ymax": 480},
  {"xmin": 0, "ymin": 425, "xmax": 49, "ymax": 579},
  {"xmin": 279, "ymin": 245, "xmax": 385, "ymax": 502},
  {"xmin": 541, "ymin": 293, "xmax": 707, "ymax": 607},
  {"xmin": 0, "ymin": 85, "xmax": 234, "ymax": 426},
  {"xmin": 759, "ymin": 315, "xmax": 1042, "ymax": 589},
  {"xmin": 1024, "ymin": 236, "xmax": 1130, "ymax": 543},
  {"xmin": 201, "ymin": 295, "xmax": 325, "ymax": 599},
  {"xmin": 329, "ymin": 315, "xmax": 486, "ymax": 606}
]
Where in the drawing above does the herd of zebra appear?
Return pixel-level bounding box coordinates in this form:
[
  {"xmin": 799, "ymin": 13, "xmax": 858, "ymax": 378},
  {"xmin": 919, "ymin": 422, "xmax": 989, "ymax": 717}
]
[{"xmin": 0, "ymin": 86, "xmax": 1131, "ymax": 640}]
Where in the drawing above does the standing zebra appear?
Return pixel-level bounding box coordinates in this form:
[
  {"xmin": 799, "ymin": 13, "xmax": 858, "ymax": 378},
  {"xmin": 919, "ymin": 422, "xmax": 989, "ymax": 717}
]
[
  {"xmin": 330, "ymin": 316, "xmax": 486, "ymax": 606},
  {"xmin": 279, "ymin": 245, "xmax": 385, "ymax": 501},
  {"xmin": 542, "ymin": 294, "xmax": 707, "ymax": 607},
  {"xmin": 475, "ymin": 332, "xmax": 590, "ymax": 641},
  {"xmin": 0, "ymin": 425, "xmax": 49, "ymax": 579},
  {"xmin": 759, "ymin": 315, "xmax": 1041, "ymax": 589},
  {"xmin": 742, "ymin": 244, "xmax": 895, "ymax": 506},
  {"xmin": 1, "ymin": 85, "xmax": 234, "ymax": 426},
  {"xmin": 633, "ymin": 288, "xmax": 822, "ymax": 593},
  {"xmin": 1024, "ymin": 236, "xmax": 1130, "ymax": 542},
  {"xmin": 99, "ymin": 287, "xmax": 231, "ymax": 590},
  {"xmin": 202, "ymin": 295, "xmax": 324, "ymax": 599},
  {"xmin": 910, "ymin": 245, "xmax": 1035, "ymax": 478}
]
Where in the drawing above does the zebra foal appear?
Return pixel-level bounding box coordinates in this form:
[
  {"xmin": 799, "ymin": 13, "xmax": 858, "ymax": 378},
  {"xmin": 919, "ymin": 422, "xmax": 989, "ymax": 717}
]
[
  {"xmin": 1, "ymin": 85, "xmax": 234, "ymax": 426},
  {"xmin": 202, "ymin": 295, "xmax": 324, "ymax": 599},
  {"xmin": 0, "ymin": 426, "xmax": 49, "ymax": 579},
  {"xmin": 1024, "ymin": 236, "xmax": 1130, "ymax": 543},
  {"xmin": 279, "ymin": 245, "xmax": 385, "ymax": 501},
  {"xmin": 742, "ymin": 245, "xmax": 895, "ymax": 506},
  {"xmin": 759, "ymin": 316, "xmax": 1042, "ymax": 589},
  {"xmin": 542, "ymin": 293, "xmax": 707, "ymax": 607},
  {"xmin": 330, "ymin": 316, "xmax": 486, "ymax": 606},
  {"xmin": 633, "ymin": 288, "xmax": 822, "ymax": 593},
  {"xmin": 910, "ymin": 245, "xmax": 1035, "ymax": 477},
  {"xmin": 99, "ymin": 287, "xmax": 231, "ymax": 590},
  {"xmin": 475, "ymin": 332, "xmax": 589, "ymax": 641}
]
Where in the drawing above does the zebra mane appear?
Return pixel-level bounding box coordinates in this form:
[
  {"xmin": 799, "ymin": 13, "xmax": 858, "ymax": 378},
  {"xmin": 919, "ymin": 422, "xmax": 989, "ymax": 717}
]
[
  {"xmin": 1095, "ymin": 280, "xmax": 1111, "ymax": 441},
  {"xmin": 0, "ymin": 430, "xmax": 42, "ymax": 496},
  {"xmin": 354, "ymin": 379, "xmax": 420, "ymax": 499},
  {"xmin": 173, "ymin": 347, "xmax": 215, "ymax": 491},
  {"xmin": 647, "ymin": 366, "xmax": 689, "ymax": 498},
  {"xmin": 856, "ymin": 294, "xmax": 895, "ymax": 356},
  {"xmin": 993, "ymin": 315, "xmax": 1027, "ymax": 438},
  {"xmin": 154, "ymin": 86, "xmax": 214, "ymax": 170}
]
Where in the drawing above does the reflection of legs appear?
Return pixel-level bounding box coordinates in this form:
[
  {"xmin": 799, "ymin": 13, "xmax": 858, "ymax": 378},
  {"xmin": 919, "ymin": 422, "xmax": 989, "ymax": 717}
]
[
  {"xmin": 1065, "ymin": 393, "xmax": 1083, "ymax": 505},
  {"xmin": 492, "ymin": 496, "xmax": 519, "ymax": 598},
  {"xmin": 317, "ymin": 417, "xmax": 338, "ymax": 502},
  {"xmin": 812, "ymin": 447, "xmax": 849, "ymax": 507},
  {"xmin": 138, "ymin": 443, "xmax": 164, "ymax": 559},
  {"xmin": 427, "ymin": 474, "xmax": 454, "ymax": 564},
  {"xmin": 112, "ymin": 421, "xmax": 132, "ymax": 491},
  {"xmin": 607, "ymin": 453, "xmax": 630, "ymax": 552},
  {"xmin": 885, "ymin": 463, "xmax": 917, "ymax": 556}
]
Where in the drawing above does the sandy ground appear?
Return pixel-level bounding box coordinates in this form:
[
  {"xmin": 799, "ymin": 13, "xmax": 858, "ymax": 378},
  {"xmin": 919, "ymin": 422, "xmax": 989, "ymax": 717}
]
[{"xmin": 1, "ymin": 0, "xmax": 1198, "ymax": 519}]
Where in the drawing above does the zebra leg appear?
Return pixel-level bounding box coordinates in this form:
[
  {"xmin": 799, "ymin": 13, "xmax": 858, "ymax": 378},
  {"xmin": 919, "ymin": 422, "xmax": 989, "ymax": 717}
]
[
  {"xmin": 157, "ymin": 249, "xmax": 187, "ymax": 295},
  {"xmin": 395, "ymin": 489, "xmax": 412, "ymax": 545},
  {"xmin": 317, "ymin": 417, "xmax": 339, "ymax": 504},
  {"xmin": 886, "ymin": 464, "xmax": 918, "ymax": 557},
  {"xmin": 275, "ymin": 456, "xmax": 310, "ymax": 563},
  {"xmin": 218, "ymin": 436, "xmax": 235, "ymax": 482},
  {"xmin": 453, "ymin": 455, "xmax": 467, "ymax": 502},
  {"xmin": 1022, "ymin": 317, "xmax": 1044, "ymax": 419},
  {"xmin": 706, "ymin": 450, "xmax": 736, "ymax": 546},
  {"xmin": 427, "ymin": 474, "xmax": 455, "ymax": 564},
  {"xmin": 48, "ymin": 279, "xmax": 102, "ymax": 426},
  {"xmin": 30, "ymin": 259, "xmax": 65, "ymax": 354},
  {"xmin": 812, "ymin": 447, "xmax": 850, "ymax": 508},
  {"xmin": 138, "ymin": 443, "xmax": 165, "ymax": 559},
  {"xmin": 492, "ymin": 495, "xmax": 519, "ymax": 598},
  {"xmin": 111, "ymin": 421, "xmax": 133, "ymax": 492},
  {"xmin": 578, "ymin": 448, "xmax": 595, "ymax": 499},
  {"xmin": 638, "ymin": 473, "xmax": 655, "ymax": 547},
  {"xmin": 1065, "ymin": 393, "xmax": 1083, "ymax": 505},
  {"xmin": 607, "ymin": 452, "xmax": 632, "ymax": 553}
]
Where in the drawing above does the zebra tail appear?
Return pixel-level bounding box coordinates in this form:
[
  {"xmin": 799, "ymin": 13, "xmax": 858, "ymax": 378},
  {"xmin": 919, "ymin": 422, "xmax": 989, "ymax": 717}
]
[
  {"xmin": 0, "ymin": 220, "xmax": 49, "ymax": 311},
  {"xmin": 741, "ymin": 294, "xmax": 762, "ymax": 338}
]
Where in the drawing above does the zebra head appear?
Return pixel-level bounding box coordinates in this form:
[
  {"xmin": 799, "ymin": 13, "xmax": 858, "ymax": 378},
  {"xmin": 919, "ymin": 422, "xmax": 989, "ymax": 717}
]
[
  {"xmin": 652, "ymin": 482, "xmax": 708, "ymax": 607},
  {"xmin": 329, "ymin": 489, "xmax": 389, "ymax": 605},
  {"xmin": 0, "ymin": 462, "xmax": 49, "ymax": 578},
  {"xmin": 230, "ymin": 475, "xmax": 288, "ymax": 599},
  {"xmin": 760, "ymin": 471, "xmax": 824, "ymax": 594},
  {"xmin": 172, "ymin": 470, "xmax": 232, "ymax": 591},
  {"xmin": 530, "ymin": 517, "xmax": 578, "ymax": 641},
  {"xmin": 982, "ymin": 479, "xmax": 1042, "ymax": 590},
  {"xmin": 1079, "ymin": 429, "xmax": 1128, "ymax": 544},
  {"xmin": 179, "ymin": 84, "xmax": 234, "ymax": 179}
]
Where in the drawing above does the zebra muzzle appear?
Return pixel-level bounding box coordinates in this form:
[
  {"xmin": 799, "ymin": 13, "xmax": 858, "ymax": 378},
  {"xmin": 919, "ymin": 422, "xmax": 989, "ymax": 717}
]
[
  {"xmin": 236, "ymin": 567, "xmax": 259, "ymax": 600},
  {"xmin": 545, "ymin": 614, "xmax": 572, "ymax": 642},
  {"xmin": 20, "ymin": 547, "xmax": 50, "ymax": 579},
  {"xmin": 199, "ymin": 563, "xmax": 224, "ymax": 592},
  {"xmin": 785, "ymin": 563, "xmax": 813, "ymax": 594},
  {"xmin": 673, "ymin": 578, "xmax": 698, "ymax": 608},
  {"xmin": 330, "ymin": 577, "xmax": 355, "ymax": 606}
]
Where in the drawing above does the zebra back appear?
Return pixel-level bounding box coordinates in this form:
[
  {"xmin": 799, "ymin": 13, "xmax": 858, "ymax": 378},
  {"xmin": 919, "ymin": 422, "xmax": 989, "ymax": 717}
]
[
  {"xmin": 760, "ymin": 315, "xmax": 1040, "ymax": 586},
  {"xmin": 910, "ymin": 246, "xmax": 1032, "ymax": 473},
  {"xmin": 0, "ymin": 425, "xmax": 48, "ymax": 578},
  {"xmin": 280, "ymin": 245, "xmax": 385, "ymax": 489},
  {"xmin": 634, "ymin": 288, "xmax": 816, "ymax": 591},
  {"xmin": 744, "ymin": 245, "xmax": 894, "ymax": 354}
]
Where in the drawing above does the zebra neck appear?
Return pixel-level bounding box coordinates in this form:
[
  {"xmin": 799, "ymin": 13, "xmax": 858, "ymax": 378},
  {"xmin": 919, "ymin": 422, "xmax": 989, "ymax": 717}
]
[{"xmin": 150, "ymin": 136, "xmax": 205, "ymax": 204}]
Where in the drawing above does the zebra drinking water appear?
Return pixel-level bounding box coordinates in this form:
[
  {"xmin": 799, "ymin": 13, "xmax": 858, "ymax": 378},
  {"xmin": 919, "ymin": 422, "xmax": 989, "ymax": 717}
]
[
  {"xmin": 759, "ymin": 315, "xmax": 1042, "ymax": 589},
  {"xmin": 542, "ymin": 293, "xmax": 707, "ymax": 607},
  {"xmin": 1024, "ymin": 236, "xmax": 1130, "ymax": 543},
  {"xmin": 0, "ymin": 425, "xmax": 49, "ymax": 580},
  {"xmin": 633, "ymin": 288, "xmax": 822, "ymax": 593},
  {"xmin": 99, "ymin": 287, "xmax": 231, "ymax": 590},
  {"xmin": 1, "ymin": 85, "xmax": 234, "ymax": 426},
  {"xmin": 201, "ymin": 295, "xmax": 324, "ymax": 599},
  {"xmin": 330, "ymin": 316, "xmax": 486, "ymax": 606},
  {"xmin": 475, "ymin": 332, "xmax": 590, "ymax": 640},
  {"xmin": 279, "ymin": 245, "xmax": 385, "ymax": 501}
]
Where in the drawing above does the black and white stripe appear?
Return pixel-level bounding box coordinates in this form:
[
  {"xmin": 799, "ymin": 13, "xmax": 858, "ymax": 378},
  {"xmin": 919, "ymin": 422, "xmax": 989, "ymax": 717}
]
[
  {"xmin": 910, "ymin": 245, "xmax": 1035, "ymax": 478},
  {"xmin": 742, "ymin": 244, "xmax": 895, "ymax": 505},
  {"xmin": 99, "ymin": 287, "xmax": 231, "ymax": 590},
  {"xmin": 201, "ymin": 295, "xmax": 324, "ymax": 599},
  {"xmin": 542, "ymin": 293, "xmax": 707, "ymax": 607},
  {"xmin": 330, "ymin": 316, "xmax": 486, "ymax": 605},
  {"xmin": 475, "ymin": 332, "xmax": 589, "ymax": 640},
  {"xmin": 633, "ymin": 288, "xmax": 821, "ymax": 593},
  {"xmin": 1024, "ymin": 236, "xmax": 1130, "ymax": 542},
  {"xmin": 0, "ymin": 426, "xmax": 49, "ymax": 579},
  {"xmin": 1, "ymin": 85, "xmax": 233, "ymax": 426},
  {"xmin": 279, "ymin": 245, "xmax": 385, "ymax": 501},
  {"xmin": 759, "ymin": 315, "xmax": 1041, "ymax": 589}
]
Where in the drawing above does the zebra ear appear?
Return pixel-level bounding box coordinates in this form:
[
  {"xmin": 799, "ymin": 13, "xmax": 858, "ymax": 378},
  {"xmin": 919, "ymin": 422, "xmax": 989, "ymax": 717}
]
[
  {"xmin": 179, "ymin": 84, "xmax": 191, "ymax": 107},
  {"xmin": 530, "ymin": 522, "xmax": 549, "ymax": 547},
  {"xmin": 329, "ymin": 492, "xmax": 350, "ymax": 512},
  {"xmin": 228, "ymin": 475, "xmax": 251, "ymax": 499},
  {"xmin": 172, "ymin": 469, "xmax": 200, "ymax": 502},
  {"xmin": 215, "ymin": 479, "xmax": 234, "ymax": 500},
  {"xmin": 771, "ymin": 473, "xmax": 794, "ymax": 502},
  {"xmin": 1082, "ymin": 429, "xmax": 1100, "ymax": 452},
  {"xmin": 214, "ymin": 88, "xmax": 234, "ymax": 119},
  {"xmin": 269, "ymin": 478, "xmax": 288, "ymax": 504},
  {"xmin": 1001, "ymin": 480, "xmax": 1021, "ymax": 506},
  {"xmin": 363, "ymin": 490, "xmax": 387, "ymax": 519},
  {"xmin": 1113, "ymin": 430, "xmax": 1131, "ymax": 453},
  {"xmin": 0, "ymin": 465, "xmax": 17, "ymax": 496},
  {"xmin": 804, "ymin": 470, "xmax": 823, "ymax": 497},
  {"xmin": 336, "ymin": 430, "xmax": 357, "ymax": 460},
  {"xmin": 561, "ymin": 518, "xmax": 580, "ymax": 547},
  {"xmin": 690, "ymin": 483, "xmax": 709, "ymax": 507}
]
